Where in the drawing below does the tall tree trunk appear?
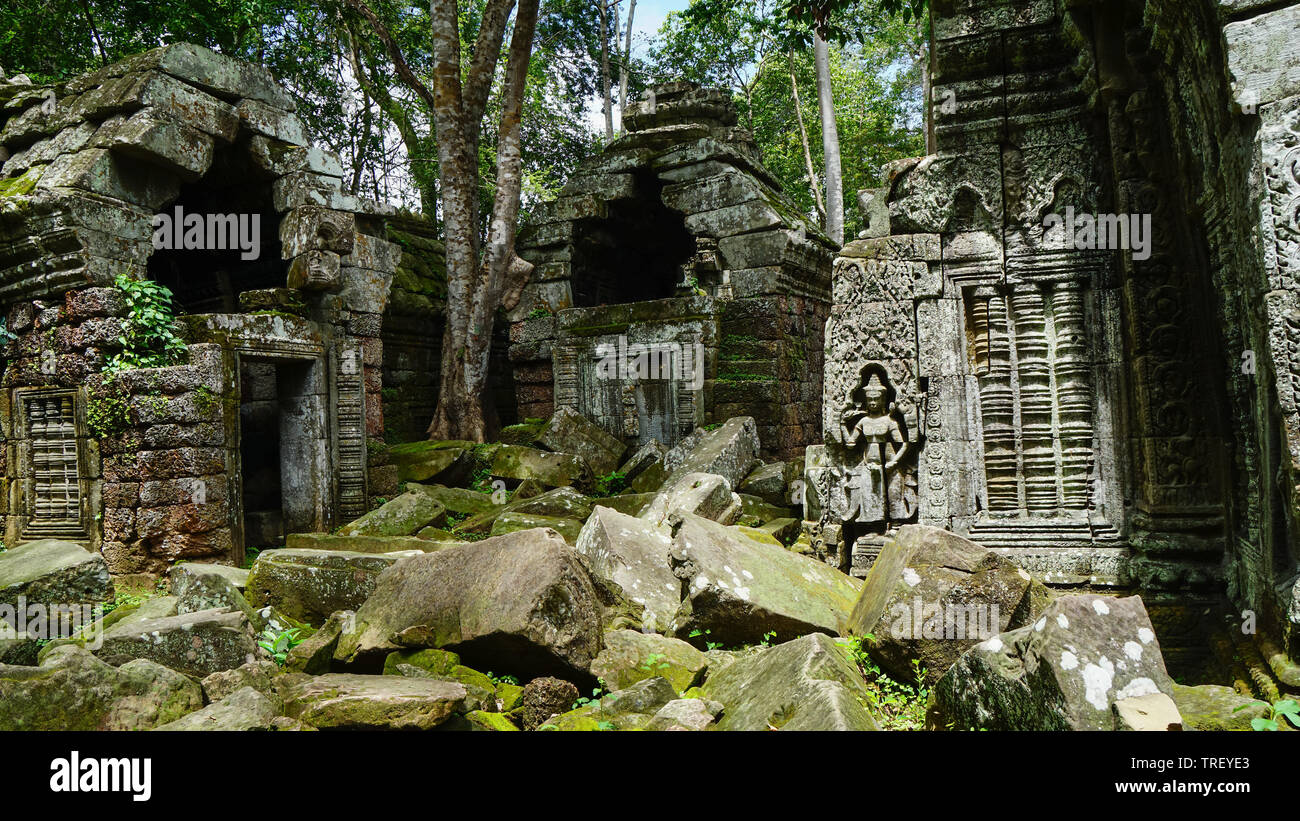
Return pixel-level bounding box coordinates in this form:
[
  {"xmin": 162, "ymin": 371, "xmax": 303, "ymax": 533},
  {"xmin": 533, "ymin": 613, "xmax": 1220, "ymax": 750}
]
[
  {"xmin": 599, "ymin": 0, "xmax": 614, "ymax": 141},
  {"xmin": 918, "ymin": 17, "xmax": 934, "ymax": 154},
  {"xmin": 789, "ymin": 48, "xmax": 824, "ymax": 221},
  {"xmin": 423, "ymin": 0, "xmax": 538, "ymax": 441},
  {"xmin": 814, "ymin": 30, "xmax": 843, "ymax": 244},
  {"xmin": 617, "ymin": 0, "xmax": 636, "ymax": 129}
]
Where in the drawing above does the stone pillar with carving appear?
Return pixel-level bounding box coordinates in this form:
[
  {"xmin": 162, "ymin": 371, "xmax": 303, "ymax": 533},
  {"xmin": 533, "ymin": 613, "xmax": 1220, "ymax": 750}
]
[{"xmin": 807, "ymin": 233, "xmax": 934, "ymax": 576}]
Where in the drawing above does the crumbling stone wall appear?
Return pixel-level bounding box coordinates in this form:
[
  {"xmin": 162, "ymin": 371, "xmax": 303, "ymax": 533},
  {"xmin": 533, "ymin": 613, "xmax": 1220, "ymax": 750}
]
[
  {"xmin": 382, "ymin": 215, "xmax": 446, "ymax": 444},
  {"xmin": 0, "ymin": 44, "xmax": 399, "ymax": 574},
  {"xmin": 510, "ymin": 83, "xmax": 836, "ymax": 461},
  {"xmin": 817, "ymin": 0, "xmax": 1300, "ymax": 674}
]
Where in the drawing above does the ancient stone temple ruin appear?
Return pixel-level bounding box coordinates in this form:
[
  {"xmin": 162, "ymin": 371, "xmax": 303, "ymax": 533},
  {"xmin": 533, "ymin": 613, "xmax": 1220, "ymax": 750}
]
[
  {"xmin": 810, "ymin": 0, "xmax": 1300, "ymax": 671},
  {"xmin": 509, "ymin": 83, "xmax": 836, "ymax": 460},
  {"xmin": 0, "ymin": 45, "xmax": 401, "ymax": 576}
]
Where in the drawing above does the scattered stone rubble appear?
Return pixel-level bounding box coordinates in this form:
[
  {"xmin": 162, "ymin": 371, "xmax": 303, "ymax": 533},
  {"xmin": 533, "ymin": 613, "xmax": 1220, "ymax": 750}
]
[{"xmin": 3, "ymin": 407, "xmax": 1277, "ymax": 732}]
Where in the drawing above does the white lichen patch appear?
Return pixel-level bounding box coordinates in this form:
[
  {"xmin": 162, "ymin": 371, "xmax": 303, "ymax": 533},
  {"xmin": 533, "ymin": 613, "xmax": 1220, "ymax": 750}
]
[
  {"xmin": 1123, "ymin": 640, "xmax": 1143, "ymax": 661},
  {"xmin": 1137, "ymin": 627, "xmax": 1155, "ymax": 644},
  {"xmin": 982, "ymin": 636, "xmax": 1004, "ymax": 653},
  {"xmin": 1060, "ymin": 650, "xmax": 1079, "ymax": 670},
  {"xmin": 1035, "ymin": 617, "xmax": 1047, "ymax": 632},
  {"xmin": 1092, "ymin": 599, "xmax": 1110, "ymax": 615},
  {"xmin": 902, "ymin": 568, "xmax": 921, "ymax": 587},
  {"xmin": 1056, "ymin": 613, "xmax": 1069, "ymax": 629},
  {"xmin": 1115, "ymin": 677, "xmax": 1159, "ymax": 701},
  {"xmin": 1082, "ymin": 662, "xmax": 1114, "ymax": 710}
]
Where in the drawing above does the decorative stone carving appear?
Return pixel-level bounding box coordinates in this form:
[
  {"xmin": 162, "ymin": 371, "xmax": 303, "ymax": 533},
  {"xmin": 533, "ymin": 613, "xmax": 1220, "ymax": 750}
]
[{"xmin": 836, "ymin": 365, "xmax": 917, "ymax": 529}]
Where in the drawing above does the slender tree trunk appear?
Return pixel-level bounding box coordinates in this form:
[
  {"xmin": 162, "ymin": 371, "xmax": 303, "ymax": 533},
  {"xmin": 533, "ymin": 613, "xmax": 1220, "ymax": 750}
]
[
  {"xmin": 918, "ymin": 17, "xmax": 934, "ymax": 154},
  {"xmin": 814, "ymin": 30, "xmax": 843, "ymax": 244},
  {"xmin": 617, "ymin": 0, "xmax": 636, "ymax": 129},
  {"xmin": 424, "ymin": 0, "xmax": 538, "ymax": 441},
  {"xmin": 80, "ymin": 0, "xmax": 109, "ymax": 65},
  {"xmin": 599, "ymin": 0, "xmax": 614, "ymax": 141},
  {"xmin": 789, "ymin": 48, "xmax": 824, "ymax": 220}
]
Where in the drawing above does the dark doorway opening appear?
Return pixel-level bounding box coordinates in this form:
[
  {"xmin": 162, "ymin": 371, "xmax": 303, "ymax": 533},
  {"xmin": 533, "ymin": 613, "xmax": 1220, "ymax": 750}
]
[
  {"xmin": 239, "ymin": 356, "xmax": 327, "ymax": 548},
  {"xmin": 570, "ymin": 169, "xmax": 695, "ymax": 307},
  {"xmin": 148, "ymin": 142, "xmax": 284, "ymax": 313}
]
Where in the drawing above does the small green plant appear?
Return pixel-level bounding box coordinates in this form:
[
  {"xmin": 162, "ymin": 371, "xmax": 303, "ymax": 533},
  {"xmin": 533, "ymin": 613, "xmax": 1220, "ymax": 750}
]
[
  {"xmin": 104, "ymin": 272, "xmax": 187, "ymax": 376},
  {"xmin": 1238, "ymin": 698, "xmax": 1300, "ymax": 731},
  {"xmin": 85, "ymin": 379, "xmax": 131, "ymax": 437},
  {"xmin": 526, "ymin": 306, "xmax": 553, "ymax": 319},
  {"xmin": 97, "ymin": 588, "xmax": 154, "ymax": 619},
  {"xmin": 593, "ymin": 470, "xmax": 627, "ymax": 497},
  {"xmin": 446, "ymin": 511, "xmax": 470, "ymax": 528},
  {"xmin": 257, "ymin": 626, "xmax": 304, "ymax": 665},
  {"xmin": 193, "ymin": 385, "xmax": 219, "ymax": 416},
  {"xmin": 486, "ymin": 672, "xmax": 521, "ymax": 687},
  {"xmin": 843, "ymin": 634, "xmax": 930, "ymax": 731},
  {"xmin": 759, "ymin": 630, "xmax": 778, "ymax": 647},
  {"xmin": 468, "ymin": 465, "xmax": 494, "ymax": 494},
  {"xmin": 572, "ymin": 680, "xmax": 607, "ymax": 710},
  {"xmin": 689, "ymin": 628, "xmax": 724, "ymax": 651},
  {"xmin": 637, "ymin": 652, "xmax": 674, "ymax": 676}
]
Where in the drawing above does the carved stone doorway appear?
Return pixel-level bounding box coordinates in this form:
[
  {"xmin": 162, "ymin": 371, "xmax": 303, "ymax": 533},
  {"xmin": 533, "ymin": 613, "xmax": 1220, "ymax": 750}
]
[{"xmin": 236, "ymin": 353, "xmax": 329, "ymax": 549}]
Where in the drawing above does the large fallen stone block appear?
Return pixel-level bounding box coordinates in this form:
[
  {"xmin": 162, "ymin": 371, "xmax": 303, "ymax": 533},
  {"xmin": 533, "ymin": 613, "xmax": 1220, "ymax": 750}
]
[
  {"xmin": 538, "ymin": 407, "xmax": 627, "ymax": 476},
  {"xmin": 668, "ymin": 513, "xmax": 863, "ymax": 647},
  {"xmin": 337, "ymin": 491, "xmax": 446, "ymax": 537},
  {"xmin": 153, "ymin": 686, "xmax": 282, "ymax": 731},
  {"xmin": 542, "ymin": 676, "xmax": 679, "ymax": 731},
  {"xmin": 598, "ymin": 492, "xmax": 657, "ymax": 517},
  {"xmin": 381, "ymin": 649, "xmax": 498, "ymax": 710},
  {"xmin": 285, "ymin": 609, "xmax": 349, "ymax": 675},
  {"xmin": 574, "ymin": 506, "xmax": 679, "ymax": 633},
  {"xmin": 284, "ymin": 533, "xmax": 445, "ymax": 554},
  {"xmin": 701, "ymin": 633, "xmax": 881, "ymax": 730},
  {"xmin": 661, "ymin": 416, "xmax": 760, "ymax": 488},
  {"xmin": 490, "ymin": 511, "xmax": 583, "ymax": 544},
  {"xmin": 245, "ymin": 548, "xmax": 408, "ymax": 626},
  {"xmin": 335, "ymin": 528, "xmax": 603, "ymax": 680},
  {"xmin": 590, "ymin": 629, "xmax": 708, "ymax": 693},
  {"xmin": 930, "ymin": 595, "xmax": 1180, "ymax": 731},
  {"xmin": 846, "ymin": 525, "xmax": 1050, "ymax": 685},
  {"xmin": 738, "ymin": 462, "xmax": 788, "ymax": 506},
  {"xmin": 619, "ymin": 440, "xmax": 666, "ymax": 487},
  {"xmin": 0, "ymin": 645, "xmax": 202, "ymax": 731},
  {"xmin": 1172, "ymin": 684, "xmax": 1272, "ymax": 731},
  {"xmin": 93, "ymin": 607, "xmax": 259, "ymax": 678},
  {"xmin": 200, "ymin": 659, "xmax": 283, "ymax": 704},
  {"xmin": 405, "ymin": 483, "xmax": 501, "ymax": 516},
  {"xmin": 648, "ymin": 697, "xmax": 724, "ymax": 730},
  {"xmin": 521, "ymin": 676, "xmax": 579, "ymax": 730},
  {"xmin": 385, "ymin": 440, "xmax": 474, "ymax": 483},
  {"xmin": 491, "ymin": 444, "xmax": 593, "ymax": 489},
  {"xmin": 454, "ymin": 486, "xmax": 593, "ymax": 536},
  {"xmin": 642, "ymin": 472, "xmax": 742, "ymax": 526},
  {"xmin": 169, "ymin": 562, "xmax": 256, "ymax": 620},
  {"xmin": 282, "ymin": 673, "xmax": 472, "ymax": 730},
  {"xmin": 0, "ymin": 539, "xmax": 113, "ymax": 608}
]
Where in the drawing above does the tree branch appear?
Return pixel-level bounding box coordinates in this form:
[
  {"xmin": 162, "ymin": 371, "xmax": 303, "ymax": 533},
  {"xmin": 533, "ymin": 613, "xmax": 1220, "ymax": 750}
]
[{"xmin": 341, "ymin": 0, "xmax": 438, "ymax": 112}]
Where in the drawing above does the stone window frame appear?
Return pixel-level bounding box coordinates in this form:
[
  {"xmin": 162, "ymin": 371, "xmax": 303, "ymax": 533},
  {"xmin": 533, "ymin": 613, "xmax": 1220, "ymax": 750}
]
[
  {"xmin": 7, "ymin": 386, "xmax": 94, "ymax": 542},
  {"xmin": 932, "ymin": 260, "xmax": 1129, "ymax": 546},
  {"xmin": 553, "ymin": 324, "xmax": 710, "ymax": 449}
]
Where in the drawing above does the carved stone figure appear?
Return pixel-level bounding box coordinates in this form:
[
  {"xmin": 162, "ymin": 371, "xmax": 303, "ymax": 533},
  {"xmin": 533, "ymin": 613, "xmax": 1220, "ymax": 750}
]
[{"xmin": 837, "ymin": 365, "xmax": 917, "ymax": 531}]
